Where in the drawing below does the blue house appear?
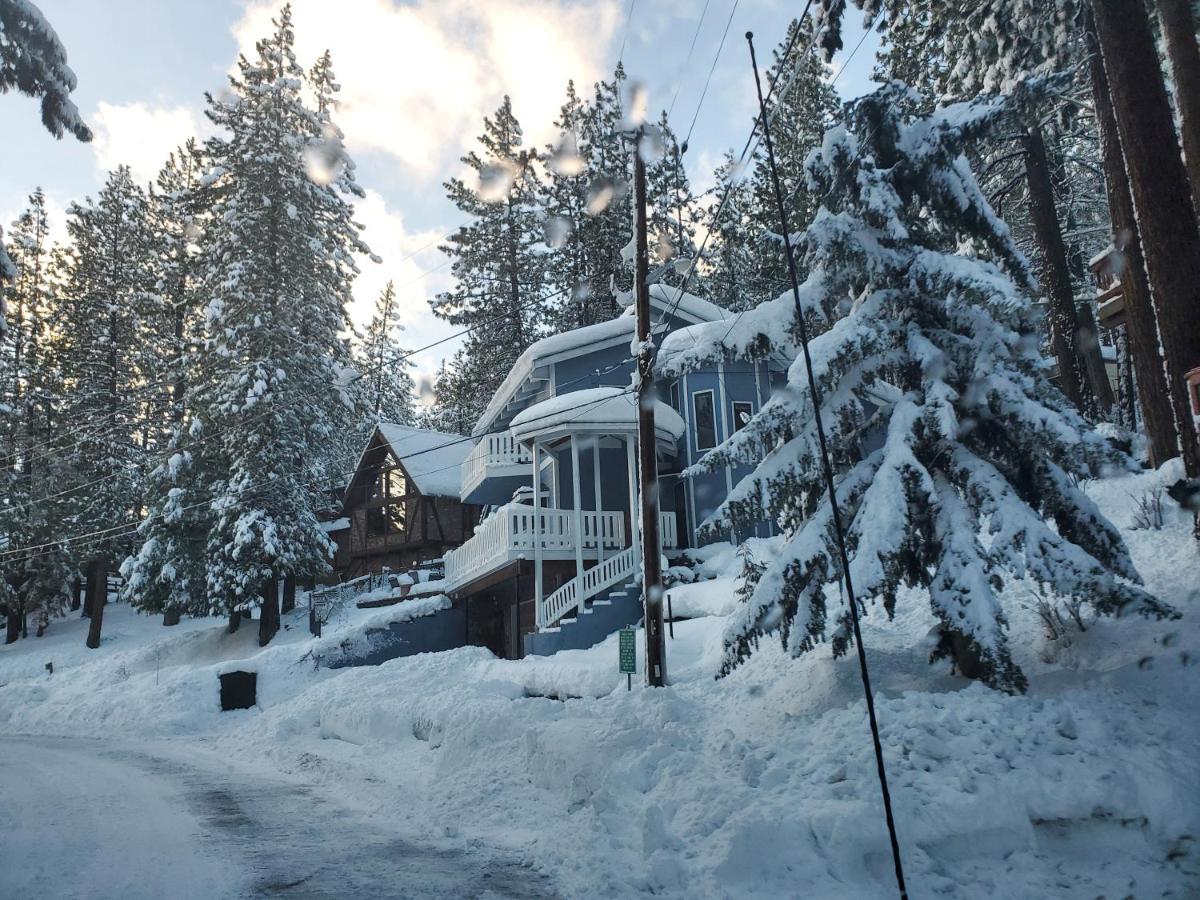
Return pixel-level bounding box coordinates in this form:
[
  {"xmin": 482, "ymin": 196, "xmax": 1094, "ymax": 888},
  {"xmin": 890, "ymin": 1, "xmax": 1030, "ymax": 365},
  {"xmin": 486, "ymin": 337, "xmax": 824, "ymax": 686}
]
[{"xmin": 442, "ymin": 285, "xmax": 783, "ymax": 658}]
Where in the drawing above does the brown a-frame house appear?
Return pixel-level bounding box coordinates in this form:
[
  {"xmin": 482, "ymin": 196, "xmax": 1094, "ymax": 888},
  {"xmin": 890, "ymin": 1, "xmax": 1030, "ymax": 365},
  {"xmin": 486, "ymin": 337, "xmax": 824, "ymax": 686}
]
[{"xmin": 335, "ymin": 423, "xmax": 481, "ymax": 580}]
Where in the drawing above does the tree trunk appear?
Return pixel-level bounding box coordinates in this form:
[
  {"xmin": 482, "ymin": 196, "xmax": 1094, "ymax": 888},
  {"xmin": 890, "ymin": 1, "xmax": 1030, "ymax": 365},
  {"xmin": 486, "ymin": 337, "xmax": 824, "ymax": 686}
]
[
  {"xmin": 163, "ymin": 608, "xmax": 181, "ymax": 627},
  {"xmin": 1158, "ymin": 0, "xmax": 1200, "ymax": 214},
  {"xmin": 258, "ymin": 578, "xmax": 280, "ymax": 647},
  {"xmin": 1077, "ymin": 302, "xmax": 1114, "ymax": 414},
  {"xmin": 281, "ymin": 575, "xmax": 296, "ymax": 615},
  {"xmin": 1087, "ymin": 18, "xmax": 1181, "ymax": 467},
  {"xmin": 4, "ymin": 604, "xmax": 19, "ymax": 645},
  {"xmin": 85, "ymin": 559, "xmax": 107, "ymax": 650},
  {"xmin": 228, "ymin": 609, "xmax": 242, "ymax": 634},
  {"xmin": 1093, "ymin": 0, "xmax": 1200, "ymax": 479},
  {"xmin": 71, "ymin": 576, "xmax": 82, "ymax": 612},
  {"xmin": 1023, "ymin": 124, "xmax": 1089, "ymax": 411}
]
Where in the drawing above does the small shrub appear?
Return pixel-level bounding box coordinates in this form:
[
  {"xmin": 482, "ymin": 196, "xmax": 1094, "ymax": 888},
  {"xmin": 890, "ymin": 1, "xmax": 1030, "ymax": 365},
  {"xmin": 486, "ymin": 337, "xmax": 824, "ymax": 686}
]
[{"xmin": 1130, "ymin": 488, "xmax": 1165, "ymax": 531}]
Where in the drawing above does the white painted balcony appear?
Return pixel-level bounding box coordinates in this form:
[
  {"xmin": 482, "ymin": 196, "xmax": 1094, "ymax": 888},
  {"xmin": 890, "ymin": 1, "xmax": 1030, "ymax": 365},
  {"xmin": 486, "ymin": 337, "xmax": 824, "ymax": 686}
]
[
  {"xmin": 443, "ymin": 503, "xmax": 625, "ymax": 592},
  {"xmin": 460, "ymin": 433, "xmax": 534, "ymax": 505},
  {"xmin": 443, "ymin": 505, "xmax": 679, "ymax": 600}
]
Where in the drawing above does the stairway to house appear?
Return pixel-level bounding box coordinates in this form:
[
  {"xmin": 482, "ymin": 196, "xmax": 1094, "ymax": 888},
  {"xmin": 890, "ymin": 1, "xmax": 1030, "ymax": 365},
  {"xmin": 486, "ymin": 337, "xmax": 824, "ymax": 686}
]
[{"xmin": 523, "ymin": 577, "xmax": 643, "ymax": 657}]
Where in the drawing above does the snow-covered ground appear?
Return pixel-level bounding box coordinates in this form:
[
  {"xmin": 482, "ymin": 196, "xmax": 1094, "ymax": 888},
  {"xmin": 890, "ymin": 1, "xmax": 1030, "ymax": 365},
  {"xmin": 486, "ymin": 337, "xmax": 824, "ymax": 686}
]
[{"xmin": 1, "ymin": 463, "xmax": 1197, "ymax": 898}]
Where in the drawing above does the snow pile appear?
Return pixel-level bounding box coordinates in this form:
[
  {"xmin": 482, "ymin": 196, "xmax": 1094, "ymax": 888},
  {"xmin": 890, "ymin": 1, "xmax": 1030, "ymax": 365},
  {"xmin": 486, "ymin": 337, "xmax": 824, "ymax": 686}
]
[{"xmin": 1, "ymin": 465, "xmax": 1197, "ymax": 897}]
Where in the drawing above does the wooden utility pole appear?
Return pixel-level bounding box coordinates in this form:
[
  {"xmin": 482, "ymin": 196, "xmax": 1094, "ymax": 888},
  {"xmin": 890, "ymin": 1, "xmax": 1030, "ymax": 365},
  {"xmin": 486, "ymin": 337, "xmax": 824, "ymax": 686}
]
[{"xmin": 633, "ymin": 131, "xmax": 667, "ymax": 688}]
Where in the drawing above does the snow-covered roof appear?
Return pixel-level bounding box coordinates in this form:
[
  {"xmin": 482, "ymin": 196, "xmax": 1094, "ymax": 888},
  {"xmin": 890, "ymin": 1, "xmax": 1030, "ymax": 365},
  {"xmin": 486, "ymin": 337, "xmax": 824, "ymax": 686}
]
[
  {"xmin": 510, "ymin": 386, "xmax": 685, "ymax": 445},
  {"xmin": 374, "ymin": 423, "xmax": 473, "ymax": 498},
  {"xmin": 319, "ymin": 517, "xmax": 350, "ymax": 533},
  {"xmin": 474, "ymin": 285, "xmax": 731, "ymax": 436}
]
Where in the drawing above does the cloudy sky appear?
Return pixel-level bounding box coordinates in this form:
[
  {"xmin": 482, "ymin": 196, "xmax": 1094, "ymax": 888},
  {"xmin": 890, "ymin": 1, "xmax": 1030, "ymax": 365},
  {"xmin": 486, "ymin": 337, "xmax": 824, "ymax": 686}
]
[{"xmin": 1, "ymin": 0, "xmax": 881, "ymax": 389}]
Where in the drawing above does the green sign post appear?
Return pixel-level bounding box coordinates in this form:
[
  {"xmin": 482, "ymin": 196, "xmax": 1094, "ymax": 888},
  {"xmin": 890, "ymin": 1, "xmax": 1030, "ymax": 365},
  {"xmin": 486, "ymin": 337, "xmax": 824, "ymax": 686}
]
[{"xmin": 618, "ymin": 628, "xmax": 636, "ymax": 689}]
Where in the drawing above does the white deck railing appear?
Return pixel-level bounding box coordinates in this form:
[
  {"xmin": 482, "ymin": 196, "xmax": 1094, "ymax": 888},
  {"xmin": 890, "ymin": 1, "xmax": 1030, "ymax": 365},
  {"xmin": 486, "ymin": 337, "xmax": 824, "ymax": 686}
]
[
  {"xmin": 540, "ymin": 544, "xmax": 638, "ymax": 629},
  {"xmin": 443, "ymin": 503, "xmax": 625, "ymax": 592},
  {"xmin": 461, "ymin": 433, "xmax": 533, "ymax": 500}
]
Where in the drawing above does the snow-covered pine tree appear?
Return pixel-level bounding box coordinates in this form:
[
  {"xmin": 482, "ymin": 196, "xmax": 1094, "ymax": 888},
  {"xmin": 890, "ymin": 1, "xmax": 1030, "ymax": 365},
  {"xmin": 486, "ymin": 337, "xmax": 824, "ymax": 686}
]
[
  {"xmin": 704, "ymin": 151, "xmax": 758, "ymax": 312},
  {"xmin": 662, "ymin": 83, "xmax": 1176, "ymax": 692},
  {"xmin": 0, "ymin": 0, "xmax": 91, "ymax": 140},
  {"xmin": 120, "ymin": 144, "xmax": 214, "ymax": 627},
  {"xmin": 743, "ymin": 17, "xmax": 841, "ymax": 305},
  {"xmin": 0, "ymin": 188, "xmax": 72, "ymax": 640},
  {"xmin": 359, "ymin": 281, "xmax": 415, "ymax": 426},
  {"xmin": 431, "ymin": 95, "xmax": 548, "ymax": 409},
  {"xmin": 196, "ymin": 7, "xmax": 367, "ymax": 645},
  {"xmin": 57, "ymin": 166, "xmax": 158, "ymax": 647},
  {"xmin": 422, "ymin": 353, "xmax": 477, "ymax": 437}
]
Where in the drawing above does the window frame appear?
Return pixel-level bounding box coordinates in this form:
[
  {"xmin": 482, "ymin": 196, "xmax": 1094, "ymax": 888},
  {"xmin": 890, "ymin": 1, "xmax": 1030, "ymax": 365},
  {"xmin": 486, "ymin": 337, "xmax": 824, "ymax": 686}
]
[
  {"xmin": 731, "ymin": 400, "xmax": 754, "ymax": 432},
  {"xmin": 692, "ymin": 389, "xmax": 717, "ymax": 452}
]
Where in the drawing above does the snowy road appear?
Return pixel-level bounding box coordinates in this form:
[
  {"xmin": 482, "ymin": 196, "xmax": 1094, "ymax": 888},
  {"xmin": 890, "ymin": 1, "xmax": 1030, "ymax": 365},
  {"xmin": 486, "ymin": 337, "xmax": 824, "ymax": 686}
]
[{"xmin": 0, "ymin": 736, "xmax": 555, "ymax": 900}]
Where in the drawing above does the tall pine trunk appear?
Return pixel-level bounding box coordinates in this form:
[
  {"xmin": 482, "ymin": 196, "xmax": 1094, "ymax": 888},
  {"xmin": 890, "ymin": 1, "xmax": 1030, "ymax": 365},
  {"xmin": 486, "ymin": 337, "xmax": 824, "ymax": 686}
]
[
  {"xmin": 4, "ymin": 602, "xmax": 19, "ymax": 645},
  {"xmin": 1093, "ymin": 0, "xmax": 1200, "ymax": 479},
  {"xmin": 85, "ymin": 558, "xmax": 107, "ymax": 649},
  {"xmin": 228, "ymin": 609, "xmax": 242, "ymax": 634},
  {"xmin": 281, "ymin": 575, "xmax": 296, "ymax": 615},
  {"xmin": 1088, "ymin": 18, "xmax": 1180, "ymax": 467},
  {"xmin": 1023, "ymin": 124, "xmax": 1089, "ymax": 411},
  {"xmin": 71, "ymin": 576, "xmax": 82, "ymax": 612},
  {"xmin": 258, "ymin": 578, "xmax": 280, "ymax": 647},
  {"xmin": 163, "ymin": 608, "xmax": 181, "ymax": 626},
  {"xmin": 1157, "ymin": 0, "xmax": 1200, "ymax": 213}
]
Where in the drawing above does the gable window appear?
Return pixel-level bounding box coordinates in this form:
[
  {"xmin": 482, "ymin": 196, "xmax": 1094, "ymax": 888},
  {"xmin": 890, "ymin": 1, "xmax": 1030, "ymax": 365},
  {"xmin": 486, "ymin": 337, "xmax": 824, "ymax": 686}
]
[
  {"xmin": 669, "ymin": 381, "xmax": 680, "ymax": 412},
  {"xmin": 732, "ymin": 400, "xmax": 753, "ymax": 432},
  {"xmin": 693, "ymin": 390, "xmax": 717, "ymax": 451}
]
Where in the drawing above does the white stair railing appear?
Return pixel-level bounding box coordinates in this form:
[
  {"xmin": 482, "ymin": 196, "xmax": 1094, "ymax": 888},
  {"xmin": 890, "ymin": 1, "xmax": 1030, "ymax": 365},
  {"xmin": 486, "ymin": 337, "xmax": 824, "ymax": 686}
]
[{"xmin": 540, "ymin": 544, "xmax": 638, "ymax": 629}]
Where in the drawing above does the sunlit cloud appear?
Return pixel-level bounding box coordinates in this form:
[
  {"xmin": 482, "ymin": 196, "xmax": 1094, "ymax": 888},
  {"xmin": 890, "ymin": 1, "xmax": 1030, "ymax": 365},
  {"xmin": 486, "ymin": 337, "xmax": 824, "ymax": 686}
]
[
  {"xmin": 232, "ymin": 0, "xmax": 622, "ymax": 182},
  {"xmin": 90, "ymin": 102, "xmax": 205, "ymax": 186}
]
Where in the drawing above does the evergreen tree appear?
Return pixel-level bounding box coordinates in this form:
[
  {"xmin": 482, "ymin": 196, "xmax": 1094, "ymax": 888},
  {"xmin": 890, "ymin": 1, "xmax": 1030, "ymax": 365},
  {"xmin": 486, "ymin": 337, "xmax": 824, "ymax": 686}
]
[
  {"xmin": 704, "ymin": 152, "xmax": 758, "ymax": 312},
  {"xmin": 359, "ymin": 280, "xmax": 416, "ymax": 425},
  {"xmin": 195, "ymin": 7, "xmax": 367, "ymax": 644},
  {"xmin": 422, "ymin": 353, "xmax": 477, "ymax": 436},
  {"xmin": 431, "ymin": 95, "xmax": 549, "ymax": 409},
  {"xmin": 0, "ymin": 0, "xmax": 91, "ymax": 140},
  {"xmin": 120, "ymin": 144, "xmax": 214, "ymax": 626},
  {"xmin": 664, "ymin": 85, "xmax": 1176, "ymax": 692},
  {"xmin": 0, "ymin": 189, "xmax": 72, "ymax": 640},
  {"xmin": 56, "ymin": 166, "xmax": 158, "ymax": 647},
  {"xmin": 744, "ymin": 18, "xmax": 841, "ymax": 304}
]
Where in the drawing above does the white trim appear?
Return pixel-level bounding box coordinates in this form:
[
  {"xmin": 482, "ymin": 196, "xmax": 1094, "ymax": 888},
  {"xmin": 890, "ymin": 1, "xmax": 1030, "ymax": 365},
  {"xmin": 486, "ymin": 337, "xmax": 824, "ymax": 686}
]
[
  {"xmin": 717, "ymin": 361, "xmax": 733, "ymax": 498},
  {"xmin": 692, "ymin": 388, "xmax": 717, "ymax": 453},
  {"xmin": 570, "ymin": 434, "xmax": 585, "ymax": 615}
]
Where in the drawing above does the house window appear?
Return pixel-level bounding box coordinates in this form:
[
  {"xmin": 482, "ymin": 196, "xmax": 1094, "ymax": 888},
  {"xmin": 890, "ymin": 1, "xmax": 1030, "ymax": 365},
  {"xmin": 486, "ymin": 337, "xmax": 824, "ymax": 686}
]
[
  {"xmin": 367, "ymin": 507, "xmax": 387, "ymax": 537},
  {"xmin": 386, "ymin": 499, "xmax": 407, "ymax": 535},
  {"xmin": 387, "ymin": 468, "xmax": 407, "ymax": 499},
  {"xmin": 669, "ymin": 381, "xmax": 680, "ymax": 412},
  {"xmin": 692, "ymin": 390, "xmax": 717, "ymax": 451},
  {"xmin": 732, "ymin": 400, "xmax": 753, "ymax": 432}
]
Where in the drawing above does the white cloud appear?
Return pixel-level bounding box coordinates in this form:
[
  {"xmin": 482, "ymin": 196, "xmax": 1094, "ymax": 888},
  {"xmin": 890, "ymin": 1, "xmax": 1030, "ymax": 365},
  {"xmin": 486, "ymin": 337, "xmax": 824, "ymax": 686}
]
[
  {"xmin": 90, "ymin": 102, "xmax": 205, "ymax": 186},
  {"xmin": 232, "ymin": 0, "xmax": 622, "ymax": 181}
]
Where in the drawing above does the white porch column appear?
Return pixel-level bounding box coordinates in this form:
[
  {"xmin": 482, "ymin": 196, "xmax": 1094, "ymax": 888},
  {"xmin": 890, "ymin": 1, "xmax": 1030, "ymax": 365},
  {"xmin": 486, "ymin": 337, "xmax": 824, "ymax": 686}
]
[
  {"xmin": 570, "ymin": 433, "xmax": 585, "ymax": 615},
  {"xmin": 626, "ymin": 434, "xmax": 640, "ymax": 565},
  {"xmin": 532, "ymin": 439, "xmax": 543, "ymax": 629},
  {"xmin": 593, "ymin": 437, "xmax": 605, "ymax": 563}
]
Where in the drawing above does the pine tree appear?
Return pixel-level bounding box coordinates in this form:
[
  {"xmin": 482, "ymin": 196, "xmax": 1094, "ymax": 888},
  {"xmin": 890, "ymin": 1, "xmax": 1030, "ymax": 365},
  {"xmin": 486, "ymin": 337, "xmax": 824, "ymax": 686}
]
[
  {"xmin": 744, "ymin": 18, "xmax": 841, "ymax": 304},
  {"xmin": 422, "ymin": 353, "xmax": 477, "ymax": 436},
  {"xmin": 120, "ymin": 145, "xmax": 214, "ymax": 627},
  {"xmin": 1, "ymin": 188, "xmax": 72, "ymax": 640},
  {"xmin": 359, "ymin": 280, "xmax": 415, "ymax": 426},
  {"xmin": 56, "ymin": 166, "xmax": 159, "ymax": 647},
  {"xmin": 704, "ymin": 151, "xmax": 758, "ymax": 312},
  {"xmin": 431, "ymin": 95, "xmax": 549, "ymax": 410},
  {"xmin": 195, "ymin": 7, "xmax": 367, "ymax": 645},
  {"xmin": 664, "ymin": 85, "xmax": 1176, "ymax": 692},
  {"xmin": 0, "ymin": 0, "xmax": 91, "ymax": 140}
]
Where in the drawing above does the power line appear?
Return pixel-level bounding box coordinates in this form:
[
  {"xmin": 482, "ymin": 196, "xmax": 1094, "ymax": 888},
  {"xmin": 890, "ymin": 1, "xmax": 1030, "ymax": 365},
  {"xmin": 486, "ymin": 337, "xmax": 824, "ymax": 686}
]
[
  {"xmin": 666, "ymin": 0, "xmax": 713, "ymax": 122},
  {"xmin": 682, "ymin": 0, "xmax": 741, "ymax": 152}
]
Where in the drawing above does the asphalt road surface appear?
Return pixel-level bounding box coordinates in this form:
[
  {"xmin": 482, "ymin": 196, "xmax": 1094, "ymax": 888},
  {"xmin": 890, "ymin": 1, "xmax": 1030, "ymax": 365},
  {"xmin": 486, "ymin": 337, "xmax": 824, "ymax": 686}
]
[{"xmin": 0, "ymin": 735, "xmax": 556, "ymax": 899}]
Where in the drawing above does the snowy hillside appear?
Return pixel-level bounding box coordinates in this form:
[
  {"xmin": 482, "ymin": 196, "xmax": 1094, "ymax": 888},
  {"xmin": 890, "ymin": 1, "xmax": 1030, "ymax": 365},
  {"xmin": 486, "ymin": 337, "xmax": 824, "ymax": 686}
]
[{"xmin": 2, "ymin": 463, "xmax": 1196, "ymax": 898}]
